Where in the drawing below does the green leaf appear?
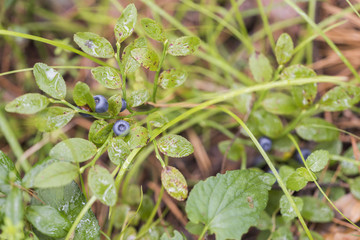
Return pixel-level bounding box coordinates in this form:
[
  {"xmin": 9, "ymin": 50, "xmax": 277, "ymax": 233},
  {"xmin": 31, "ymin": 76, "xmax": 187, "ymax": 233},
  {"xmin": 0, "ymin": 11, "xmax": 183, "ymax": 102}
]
[
  {"xmin": 108, "ymin": 137, "xmax": 130, "ymax": 165},
  {"xmin": 186, "ymin": 170, "xmax": 275, "ymax": 240},
  {"xmin": 161, "ymin": 166, "xmax": 188, "ymax": 201},
  {"xmin": 33, "ymin": 161, "xmax": 78, "ymax": 188},
  {"xmin": 157, "ymin": 134, "xmax": 194, "ymax": 158},
  {"xmin": 252, "ymin": 110, "xmax": 283, "ymax": 138},
  {"xmin": 249, "ymin": 52, "xmax": 273, "ymax": 82},
  {"xmin": 296, "ymin": 118, "xmax": 339, "ymax": 142},
  {"xmin": 218, "ymin": 139, "xmax": 244, "ymax": 162},
  {"xmin": 320, "ymin": 86, "xmax": 360, "ymax": 111},
  {"xmin": 167, "ymin": 36, "xmax": 200, "ymax": 56},
  {"xmin": 275, "ymin": 33, "xmax": 294, "ymax": 65},
  {"xmin": 91, "ymin": 66, "xmax": 122, "ymax": 89},
  {"xmin": 279, "ymin": 195, "xmax": 303, "ymax": 222},
  {"xmin": 49, "ymin": 138, "xmax": 97, "ymax": 163},
  {"xmin": 128, "ymin": 89, "xmax": 150, "ymax": 107},
  {"xmin": 89, "ymin": 120, "xmax": 113, "ymax": 147},
  {"xmin": 26, "ymin": 205, "xmax": 71, "ymax": 238},
  {"xmin": 231, "ymin": 85, "xmax": 253, "ymax": 114},
  {"xmin": 32, "ymin": 181, "xmax": 100, "ymax": 239},
  {"xmin": 0, "ymin": 151, "xmax": 21, "ymax": 194},
  {"xmin": 160, "ymin": 230, "xmax": 185, "ymax": 240},
  {"xmin": 147, "ymin": 112, "xmax": 168, "ymax": 128},
  {"xmin": 159, "ymin": 69, "xmax": 188, "ymax": 89},
  {"xmin": 315, "ymin": 140, "xmax": 342, "ymax": 155},
  {"xmin": 349, "ymin": 177, "xmax": 360, "ymax": 200},
  {"xmin": 281, "ymin": 64, "xmax": 316, "ymax": 80},
  {"xmin": 262, "ymin": 92, "xmax": 297, "ymax": 115},
  {"xmin": 301, "ymin": 196, "xmax": 334, "ymax": 222},
  {"xmin": 296, "ymin": 167, "xmax": 317, "ymax": 182},
  {"xmin": 35, "ymin": 107, "xmax": 75, "ymax": 132},
  {"xmin": 122, "ymin": 37, "xmax": 147, "ymax": 74},
  {"xmin": 306, "ymin": 150, "xmax": 329, "ymax": 172},
  {"xmin": 138, "ymin": 195, "xmax": 154, "ymax": 221},
  {"xmin": 114, "ymin": 3, "xmax": 137, "ymax": 43},
  {"xmin": 131, "ymin": 48, "xmax": 159, "ymax": 71},
  {"xmin": 5, "ymin": 187, "xmax": 23, "ymax": 225},
  {"xmin": 88, "ymin": 166, "xmax": 117, "ymax": 206},
  {"xmin": 286, "ymin": 171, "xmax": 308, "ymax": 191},
  {"xmin": 22, "ymin": 159, "xmax": 56, "ymax": 189},
  {"xmin": 125, "ymin": 126, "xmax": 149, "ymax": 149},
  {"xmin": 256, "ymin": 211, "xmax": 272, "ymax": 230},
  {"xmin": 33, "ymin": 63, "xmax": 66, "ymax": 100},
  {"xmin": 341, "ymin": 145, "xmax": 360, "ymax": 176},
  {"xmin": 73, "ymin": 32, "xmax": 114, "ymax": 58},
  {"xmin": 300, "ymin": 231, "xmax": 324, "ymax": 240},
  {"xmin": 5, "ymin": 93, "xmax": 49, "ymax": 114},
  {"xmin": 141, "ymin": 18, "xmax": 166, "ymax": 42},
  {"xmin": 108, "ymin": 94, "xmax": 123, "ymax": 116},
  {"xmin": 272, "ymin": 226, "xmax": 294, "ymax": 240},
  {"xmin": 73, "ymin": 82, "xmax": 95, "ymax": 111},
  {"xmin": 279, "ymin": 165, "xmax": 295, "ymax": 183}
]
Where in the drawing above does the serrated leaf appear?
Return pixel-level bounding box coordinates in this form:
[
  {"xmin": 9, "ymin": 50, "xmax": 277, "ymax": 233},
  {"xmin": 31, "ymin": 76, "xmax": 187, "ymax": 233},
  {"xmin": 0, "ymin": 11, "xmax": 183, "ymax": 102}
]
[
  {"xmin": 279, "ymin": 165, "xmax": 295, "ymax": 183},
  {"xmin": 161, "ymin": 166, "xmax": 188, "ymax": 201},
  {"xmin": 35, "ymin": 107, "xmax": 75, "ymax": 132},
  {"xmin": 89, "ymin": 120, "xmax": 113, "ymax": 147},
  {"xmin": 131, "ymin": 48, "xmax": 159, "ymax": 71},
  {"xmin": 74, "ymin": 32, "xmax": 114, "ymax": 58},
  {"xmin": 114, "ymin": 4, "xmax": 137, "ymax": 43},
  {"xmin": 185, "ymin": 169, "xmax": 275, "ymax": 240},
  {"xmin": 159, "ymin": 69, "xmax": 187, "ymax": 89},
  {"xmin": 218, "ymin": 139, "xmax": 244, "ymax": 162},
  {"xmin": 262, "ymin": 92, "xmax": 297, "ymax": 115},
  {"xmin": 286, "ymin": 171, "xmax": 308, "ymax": 191},
  {"xmin": 349, "ymin": 177, "xmax": 360, "ymax": 200},
  {"xmin": 5, "ymin": 187, "xmax": 23, "ymax": 225},
  {"xmin": 167, "ymin": 36, "xmax": 200, "ymax": 56},
  {"xmin": 249, "ymin": 52, "xmax": 273, "ymax": 82},
  {"xmin": 158, "ymin": 134, "xmax": 194, "ymax": 158},
  {"xmin": 26, "ymin": 205, "xmax": 71, "ymax": 238},
  {"xmin": 301, "ymin": 196, "xmax": 334, "ymax": 222},
  {"xmin": 108, "ymin": 94, "xmax": 123, "ymax": 116},
  {"xmin": 296, "ymin": 167, "xmax": 317, "ymax": 181},
  {"xmin": 306, "ymin": 150, "xmax": 329, "ymax": 172},
  {"xmin": 122, "ymin": 37, "xmax": 147, "ymax": 74},
  {"xmin": 73, "ymin": 82, "xmax": 95, "ymax": 111},
  {"xmin": 50, "ymin": 138, "xmax": 97, "ymax": 163},
  {"xmin": 275, "ymin": 33, "xmax": 294, "ymax": 65},
  {"xmin": 296, "ymin": 118, "xmax": 339, "ymax": 142},
  {"xmin": 34, "ymin": 162, "xmax": 78, "ymax": 188},
  {"xmin": 320, "ymin": 86, "xmax": 360, "ymax": 111},
  {"xmin": 141, "ymin": 18, "xmax": 166, "ymax": 42},
  {"xmin": 279, "ymin": 195, "xmax": 303, "ymax": 222},
  {"xmin": 108, "ymin": 137, "xmax": 130, "ymax": 165},
  {"xmin": 33, "ymin": 63, "xmax": 66, "ymax": 100},
  {"xmin": 88, "ymin": 166, "xmax": 117, "ymax": 206},
  {"xmin": 128, "ymin": 89, "xmax": 149, "ymax": 107},
  {"xmin": 125, "ymin": 126, "xmax": 149, "ymax": 149},
  {"xmin": 147, "ymin": 112, "xmax": 168, "ymax": 128},
  {"xmin": 5, "ymin": 93, "xmax": 49, "ymax": 114},
  {"xmin": 91, "ymin": 66, "xmax": 122, "ymax": 89}
]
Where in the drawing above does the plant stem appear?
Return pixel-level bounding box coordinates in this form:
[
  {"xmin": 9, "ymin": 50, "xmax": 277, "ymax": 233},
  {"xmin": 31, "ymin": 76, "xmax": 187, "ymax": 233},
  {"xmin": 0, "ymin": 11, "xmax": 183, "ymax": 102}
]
[
  {"xmin": 255, "ymin": 0, "xmax": 275, "ymax": 50},
  {"xmin": 115, "ymin": 42, "xmax": 127, "ymax": 100},
  {"xmin": 197, "ymin": 225, "xmax": 209, "ymax": 240},
  {"xmin": 152, "ymin": 40, "xmax": 168, "ymax": 103},
  {"xmin": 114, "ymin": 148, "xmax": 142, "ymax": 189}
]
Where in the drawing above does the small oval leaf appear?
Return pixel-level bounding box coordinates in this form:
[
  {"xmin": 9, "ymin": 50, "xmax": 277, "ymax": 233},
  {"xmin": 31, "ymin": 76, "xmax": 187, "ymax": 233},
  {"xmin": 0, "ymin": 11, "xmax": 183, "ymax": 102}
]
[
  {"xmin": 50, "ymin": 138, "xmax": 97, "ymax": 163},
  {"xmin": 89, "ymin": 120, "xmax": 113, "ymax": 147},
  {"xmin": 124, "ymin": 126, "xmax": 149, "ymax": 149},
  {"xmin": 301, "ymin": 196, "xmax": 334, "ymax": 222},
  {"xmin": 5, "ymin": 93, "xmax": 49, "ymax": 114},
  {"xmin": 147, "ymin": 112, "xmax": 168, "ymax": 128},
  {"xmin": 157, "ymin": 134, "xmax": 194, "ymax": 158},
  {"xmin": 91, "ymin": 67, "xmax": 122, "ymax": 89},
  {"xmin": 296, "ymin": 118, "xmax": 339, "ymax": 142},
  {"xmin": 306, "ymin": 150, "xmax": 329, "ymax": 172},
  {"xmin": 279, "ymin": 195, "xmax": 303, "ymax": 222},
  {"xmin": 73, "ymin": 82, "xmax": 95, "ymax": 111},
  {"xmin": 114, "ymin": 4, "xmax": 137, "ymax": 43},
  {"xmin": 128, "ymin": 89, "xmax": 149, "ymax": 107},
  {"xmin": 88, "ymin": 166, "xmax": 117, "ymax": 206},
  {"xmin": 275, "ymin": 33, "xmax": 294, "ymax": 65},
  {"xmin": 262, "ymin": 92, "xmax": 297, "ymax": 115},
  {"xmin": 35, "ymin": 107, "xmax": 75, "ymax": 132},
  {"xmin": 167, "ymin": 36, "xmax": 200, "ymax": 56},
  {"xmin": 108, "ymin": 137, "xmax": 131, "ymax": 165},
  {"xmin": 320, "ymin": 86, "xmax": 360, "ymax": 111},
  {"xmin": 122, "ymin": 37, "xmax": 147, "ymax": 74},
  {"xmin": 159, "ymin": 69, "xmax": 187, "ymax": 89},
  {"xmin": 131, "ymin": 48, "xmax": 159, "ymax": 71},
  {"xmin": 286, "ymin": 171, "xmax": 308, "ymax": 191},
  {"xmin": 108, "ymin": 94, "xmax": 123, "ymax": 116},
  {"xmin": 74, "ymin": 32, "xmax": 114, "ymax": 58},
  {"xmin": 34, "ymin": 161, "xmax": 78, "ymax": 188},
  {"xmin": 141, "ymin": 18, "xmax": 166, "ymax": 42},
  {"xmin": 161, "ymin": 166, "xmax": 188, "ymax": 201},
  {"xmin": 249, "ymin": 52, "xmax": 273, "ymax": 82}
]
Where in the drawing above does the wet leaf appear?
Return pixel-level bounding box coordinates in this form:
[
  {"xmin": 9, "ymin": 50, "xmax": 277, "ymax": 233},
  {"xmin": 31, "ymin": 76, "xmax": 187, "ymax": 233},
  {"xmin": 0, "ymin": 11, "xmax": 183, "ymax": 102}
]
[
  {"xmin": 128, "ymin": 89, "xmax": 149, "ymax": 107},
  {"xmin": 262, "ymin": 92, "xmax": 297, "ymax": 115},
  {"xmin": 272, "ymin": 226, "xmax": 293, "ymax": 240},
  {"xmin": 279, "ymin": 165, "xmax": 295, "ymax": 183},
  {"xmin": 33, "ymin": 63, "xmax": 66, "ymax": 100},
  {"xmin": 34, "ymin": 161, "xmax": 78, "ymax": 188},
  {"xmin": 279, "ymin": 195, "xmax": 303, "ymax": 221},
  {"xmin": 26, "ymin": 205, "xmax": 71, "ymax": 238},
  {"xmin": 125, "ymin": 126, "xmax": 149, "ymax": 149},
  {"xmin": 301, "ymin": 196, "xmax": 334, "ymax": 222},
  {"xmin": 131, "ymin": 48, "xmax": 159, "ymax": 71},
  {"xmin": 5, "ymin": 187, "xmax": 23, "ymax": 225},
  {"xmin": 158, "ymin": 134, "xmax": 194, "ymax": 158},
  {"xmin": 159, "ymin": 69, "xmax": 187, "ymax": 89},
  {"xmin": 306, "ymin": 150, "xmax": 329, "ymax": 172},
  {"xmin": 122, "ymin": 37, "xmax": 147, "ymax": 74},
  {"xmin": 108, "ymin": 94, "xmax": 123, "ymax": 116},
  {"xmin": 35, "ymin": 107, "xmax": 75, "ymax": 132},
  {"xmin": 22, "ymin": 159, "xmax": 56, "ymax": 188},
  {"xmin": 252, "ymin": 110, "xmax": 283, "ymax": 138},
  {"xmin": 218, "ymin": 139, "xmax": 244, "ymax": 162},
  {"xmin": 74, "ymin": 32, "xmax": 114, "ymax": 58},
  {"xmin": 89, "ymin": 120, "xmax": 113, "ymax": 147},
  {"xmin": 161, "ymin": 166, "xmax": 188, "ymax": 201},
  {"xmin": 147, "ymin": 112, "xmax": 168, "ymax": 128},
  {"xmin": 232, "ymin": 85, "xmax": 253, "ymax": 114},
  {"xmin": 108, "ymin": 137, "xmax": 130, "ymax": 165},
  {"xmin": 88, "ymin": 166, "xmax": 117, "ymax": 206},
  {"xmin": 50, "ymin": 138, "xmax": 97, "ymax": 163},
  {"xmin": 296, "ymin": 118, "xmax": 339, "ymax": 142},
  {"xmin": 167, "ymin": 36, "xmax": 200, "ymax": 56},
  {"xmin": 281, "ymin": 65, "xmax": 316, "ymax": 80},
  {"xmin": 320, "ymin": 86, "xmax": 360, "ymax": 111},
  {"xmin": 286, "ymin": 171, "xmax": 308, "ymax": 191},
  {"xmin": 349, "ymin": 177, "xmax": 360, "ymax": 200},
  {"xmin": 275, "ymin": 33, "xmax": 294, "ymax": 65},
  {"xmin": 5, "ymin": 93, "xmax": 49, "ymax": 114},
  {"xmin": 141, "ymin": 18, "xmax": 166, "ymax": 42},
  {"xmin": 160, "ymin": 230, "xmax": 185, "ymax": 240},
  {"xmin": 249, "ymin": 52, "xmax": 273, "ymax": 82},
  {"xmin": 91, "ymin": 66, "xmax": 122, "ymax": 89},
  {"xmin": 296, "ymin": 167, "xmax": 316, "ymax": 182},
  {"xmin": 73, "ymin": 82, "xmax": 95, "ymax": 111},
  {"xmin": 185, "ymin": 169, "xmax": 275, "ymax": 240},
  {"xmin": 114, "ymin": 4, "xmax": 137, "ymax": 43}
]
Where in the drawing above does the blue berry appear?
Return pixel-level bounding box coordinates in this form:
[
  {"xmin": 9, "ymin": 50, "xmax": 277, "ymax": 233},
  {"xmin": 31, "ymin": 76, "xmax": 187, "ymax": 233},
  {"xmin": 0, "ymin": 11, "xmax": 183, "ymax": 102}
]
[
  {"xmin": 120, "ymin": 98, "xmax": 127, "ymax": 112},
  {"xmin": 259, "ymin": 136, "xmax": 272, "ymax": 152},
  {"xmin": 113, "ymin": 120, "xmax": 130, "ymax": 136},
  {"xmin": 294, "ymin": 148, "xmax": 311, "ymax": 163},
  {"xmin": 94, "ymin": 95, "xmax": 108, "ymax": 113}
]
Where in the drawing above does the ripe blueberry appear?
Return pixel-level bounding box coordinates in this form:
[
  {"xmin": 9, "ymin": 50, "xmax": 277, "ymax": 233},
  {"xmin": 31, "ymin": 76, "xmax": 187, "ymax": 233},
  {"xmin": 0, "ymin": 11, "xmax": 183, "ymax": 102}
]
[
  {"xmin": 294, "ymin": 148, "xmax": 311, "ymax": 163},
  {"xmin": 113, "ymin": 120, "xmax": 130, "ymax": 136},
  {"xmin": 259, "ymin": 136, "xmax": 272, "ymax": 152},
  {"xmin": 94, "ymin": 95, "xmax": 109, "ymax": 113},
  {"xmin": 120, "ymin": 98, "xmax": 127, "ymax": 112}
]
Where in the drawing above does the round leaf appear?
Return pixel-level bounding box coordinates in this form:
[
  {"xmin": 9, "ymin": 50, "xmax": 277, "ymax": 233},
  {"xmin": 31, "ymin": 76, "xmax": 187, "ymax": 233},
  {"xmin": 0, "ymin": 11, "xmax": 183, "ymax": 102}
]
[
  {"xmin": 124, "ymin": 126, "xmax": 149, "ymax": 149},
  {"xmin": 320, "ymin": 86, "xmax": 360, "ymax": 111},
  {"xmin": 159, "ymin": 69, "xmax": 187, "ymax": 89},
  {"xmin": 34, "ymin": 162, "xmax": 78, "ymax": 188},
  {"xmin": 35, "ymin": 107, "xmax": 75, "ymax": 132},
  {"xmin": 279, "ymin": 195, "xmax": 303, "ymax": 222},
  {"xmin": 262, "ymin": 92, "xmax": 297, "ymax": 115},
  {"xmin": 301, "ymin": 196, "xmax": 334, "ymax": 222},
  {"xmin": 128, "ymin": 89, "xmax": 149, "ymax": 107},
  {"xmin": 286, "ymin": 171, "xmax": 308, "ymax": 191},
  {"xmin": 147, "ymin": 112, "xmax": 168, "ymax": 128},
  {"xmin": 167, "ymin": 36, "xmax": 200, "ymax": 56},
  {"xmin": 280, "ymin": 64, "xmax": 316, "ymax": 80},
  {"xmin": 33, "ymin": 63, "xmax": 66, "ymax": 100},
  {"xmin": 131, "ymin": 48, "xmax": 159, "ymax": 71},
  {"xmin": 74, "ymin": 32, "xmax": 114, "ymax": 58},
  {"xmin": 49, "ymin": 138, "xmax": 97, "ymax": 163},
  {"xmin": 141, "ymin": 18, "xmax": 166, "ymax": 42},
  {"xmin": 88, "ymin": 166, "xmax": 117, "ymax": 206},
  {"xmin": 157, "ymin": 134, "xmax": 194, "ymax": 158},
  {"xmin": 253, "ymin": 110, "xmax": 283, "ymax": 138},
  {"xmin": 249, "ymin": 52, "xmax": 273, "ymax": 82},
  {"xmin": 296, "ymin": 118, "xmax": 339, "ymax": 142},
  {"xmin": 108, "ymin": 94, "xmax": 123, "ymax": 116},
  {"xmin": 5, "ymin": 93, "xmax": 49, "ymax": 114},
  {"xmin": 89, "ymin": 120, "xmax": 113, "ymax": 147},
  {"xmin": 73, "ymin": 82, "xmax": 95, "ymax": 111},
  {"xmin": 306, "ymin": 150, "xmax": 329, "ymax": 172},
  {"xmin": 161, "ymin": 166, "xmax": 188, "ymax": 201},
  {"xmin": 275, "ymin": 33, "xmax": 294, "ymax": 65},
  {"xmin": 108, "ymin": 137, "xmax": 130, "ymax": 165},
  {"xmin": 91, "ymin": 66, "xmax": 122, "ymax": 89},
  {"xmin": 122, "ymin": 37, "xmax": 147, "ymax": 74},
  {"xmin": 114, "ymin": 4, "xmax": 137, "ymax": 43}
]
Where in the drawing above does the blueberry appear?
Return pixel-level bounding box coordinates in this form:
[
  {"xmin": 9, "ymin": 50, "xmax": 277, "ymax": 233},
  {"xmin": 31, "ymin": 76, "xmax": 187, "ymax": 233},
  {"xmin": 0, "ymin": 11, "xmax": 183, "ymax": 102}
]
[
  {"xmin": 120, "ymin": 98, "xmax": 127, "ymax": 112},
  {"xmin": 113, "ymin": 120, "xmax": 130, "ymax": 136},
  {"xmin": 294, "ymin": 148, "xmax": 311, "ymax": 163},
  {"xmin": 94, "ymin": 95, "xmax": 108, "ymax": 113},
  {"xmin": 259, "ymin": 136, "xmax": 272, "ymax": 152}
]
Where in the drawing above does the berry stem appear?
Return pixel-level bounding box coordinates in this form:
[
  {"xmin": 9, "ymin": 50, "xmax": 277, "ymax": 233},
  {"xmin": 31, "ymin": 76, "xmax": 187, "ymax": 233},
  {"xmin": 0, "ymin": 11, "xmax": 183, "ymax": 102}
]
[{"xmin": 152, "ymin": 40, "xmax": 169, "ymax": 103}]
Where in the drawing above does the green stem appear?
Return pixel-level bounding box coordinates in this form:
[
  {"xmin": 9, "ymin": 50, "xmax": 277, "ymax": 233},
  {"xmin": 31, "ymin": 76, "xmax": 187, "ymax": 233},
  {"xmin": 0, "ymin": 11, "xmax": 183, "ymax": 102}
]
[
  {"xmin": 152, "ymin": 41, "xmax": 168, "ymax": 103},
  {"xmin": 306, "ymin": 0, "xmax": 316, "ymax": 65},
  {"xmin": 65, "ymin": 196, "xmax": 97, "ymax": 240},
  {"xmin": 115, "ymin": 42, "xmax": 127, "ymax": 100},
  {"xmin": 255, "ymin": 0, "xmax": 275, "ymax": 50},
  {"xmin": 0, "ymin": 66, "xmax": 93, "ymax": 77},
  {"xmin": 197, "ymin": 224, "xmax": 209, "ymax": 240},
  {"xmin": 114, "ymin": 148, "xmax": 142, "ymax": 189}
]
